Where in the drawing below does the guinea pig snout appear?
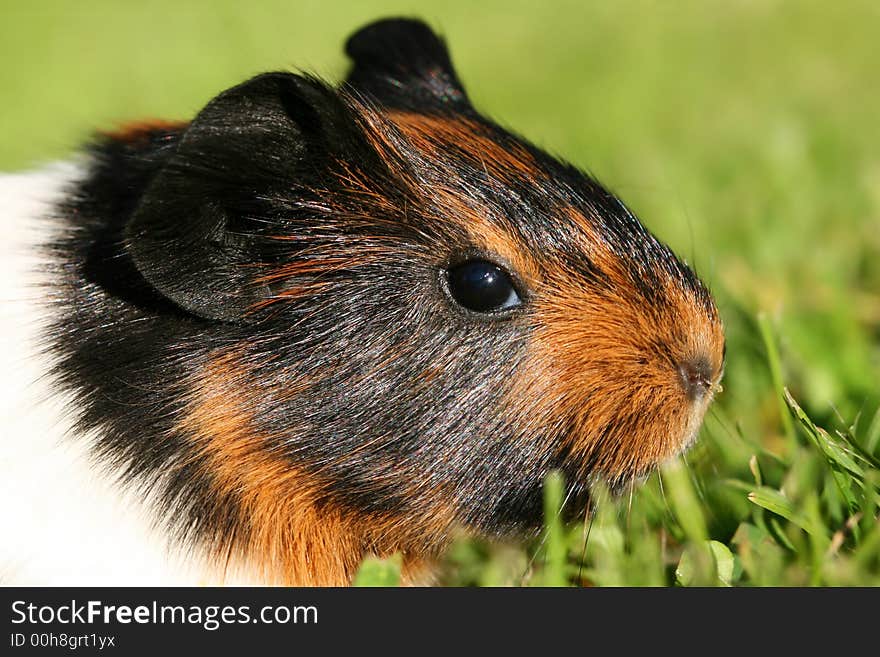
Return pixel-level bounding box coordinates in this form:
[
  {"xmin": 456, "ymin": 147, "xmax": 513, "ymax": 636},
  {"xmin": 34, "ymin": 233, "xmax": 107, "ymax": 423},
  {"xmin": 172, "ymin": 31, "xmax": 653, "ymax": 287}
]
[{"xmin": 677, "ymin": 356, "xmax": 715, "ymax": 401}]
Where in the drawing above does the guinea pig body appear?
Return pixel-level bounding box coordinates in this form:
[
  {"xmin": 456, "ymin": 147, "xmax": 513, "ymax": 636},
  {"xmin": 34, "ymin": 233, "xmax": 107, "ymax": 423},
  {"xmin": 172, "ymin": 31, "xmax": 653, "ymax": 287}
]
[{"xmin": 0, "ymin": 18, "xmax": 724, "ymax": 585}]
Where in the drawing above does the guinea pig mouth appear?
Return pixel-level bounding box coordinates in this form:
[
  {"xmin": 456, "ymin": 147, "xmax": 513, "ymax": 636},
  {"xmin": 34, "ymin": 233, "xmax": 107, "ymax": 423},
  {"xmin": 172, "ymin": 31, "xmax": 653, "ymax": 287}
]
[{"xmin": 676, "ymin": 372, "xmax": 721, "ymax": 456}]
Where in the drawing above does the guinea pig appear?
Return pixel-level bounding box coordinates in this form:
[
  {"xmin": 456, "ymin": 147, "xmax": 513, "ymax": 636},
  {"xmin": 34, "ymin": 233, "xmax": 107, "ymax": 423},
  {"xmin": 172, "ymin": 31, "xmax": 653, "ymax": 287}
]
[{"xmin": 0, "ymin": 17, "xmax": 724, "ymax": 585}]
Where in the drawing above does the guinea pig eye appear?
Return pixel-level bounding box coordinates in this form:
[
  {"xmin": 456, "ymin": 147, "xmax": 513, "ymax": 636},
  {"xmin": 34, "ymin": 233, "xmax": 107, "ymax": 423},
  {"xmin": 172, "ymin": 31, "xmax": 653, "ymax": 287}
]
[{"xmin": 445, "ymin": 259, "xmax": 522, "ymax": 314}]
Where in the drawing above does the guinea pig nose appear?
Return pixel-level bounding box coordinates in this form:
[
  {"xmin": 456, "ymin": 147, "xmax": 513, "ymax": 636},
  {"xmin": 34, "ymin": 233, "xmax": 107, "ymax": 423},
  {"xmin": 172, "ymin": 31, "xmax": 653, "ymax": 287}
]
[{"xmin": 678, "ymin": 357, "xmax": 714, "ymax": 400}]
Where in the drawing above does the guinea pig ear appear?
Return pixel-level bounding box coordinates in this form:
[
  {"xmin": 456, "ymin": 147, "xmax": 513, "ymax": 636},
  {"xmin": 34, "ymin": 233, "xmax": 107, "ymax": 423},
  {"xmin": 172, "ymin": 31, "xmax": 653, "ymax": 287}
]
[
  {"xmin": 125, "ymin": 72, "xmax": 354, "ymax": 323},
  {"xmin": 344, "ymin": 17, "xmax": 472, "ymax": 111}
]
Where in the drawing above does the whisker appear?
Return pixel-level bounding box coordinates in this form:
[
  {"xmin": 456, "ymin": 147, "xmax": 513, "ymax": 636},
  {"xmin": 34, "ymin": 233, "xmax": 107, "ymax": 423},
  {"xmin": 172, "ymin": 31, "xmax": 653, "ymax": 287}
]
[
  {"xmin": 626, "ymin": 477, "xmax": 635, "ymax": 534},
  {"xmin": 577, "ymin": 496, "xmax": 595, "ymax": 585},
  {"xmin": 658, "ymin": 470, "xmax": 671, "ymax": 519}
]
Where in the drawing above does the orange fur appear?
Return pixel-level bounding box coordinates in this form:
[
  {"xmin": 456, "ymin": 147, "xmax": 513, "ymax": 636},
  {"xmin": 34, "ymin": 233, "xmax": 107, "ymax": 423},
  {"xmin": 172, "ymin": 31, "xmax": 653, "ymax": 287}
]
[
  {"xmin": 388, "ymin": 112, "xmax": 540, "ymax": 182},
  {"xmin": 516, "ymin": 209, "xmax": 725, "ymax": 481},
  {"xmin": 179, "ymin": 350, "xmax": 454, "ymax": 585}
]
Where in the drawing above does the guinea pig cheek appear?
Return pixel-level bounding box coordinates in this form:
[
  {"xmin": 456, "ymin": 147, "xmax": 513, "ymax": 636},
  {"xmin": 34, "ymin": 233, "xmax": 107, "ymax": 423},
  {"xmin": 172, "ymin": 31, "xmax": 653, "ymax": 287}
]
[{"xmin": 519, "ymin": 286, "xmax": 724, "ymax": 484}]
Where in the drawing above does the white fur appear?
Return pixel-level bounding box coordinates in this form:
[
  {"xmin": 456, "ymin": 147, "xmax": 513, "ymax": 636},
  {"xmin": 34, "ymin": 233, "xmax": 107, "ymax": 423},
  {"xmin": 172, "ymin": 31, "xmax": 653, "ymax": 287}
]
[{"xmin": 0, "ymin": 163, "xmax": 210, "ymax": 585}]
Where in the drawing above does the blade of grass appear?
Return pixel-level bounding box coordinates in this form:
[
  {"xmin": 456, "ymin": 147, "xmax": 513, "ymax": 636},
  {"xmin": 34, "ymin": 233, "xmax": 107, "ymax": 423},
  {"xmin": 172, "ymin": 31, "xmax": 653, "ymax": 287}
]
[
  {"xmin": 785, "ymin": 389, "xmax": 875, "ymax": 516},
  {"xmin": 747, "ymin": 487, "xmax": 826, "ymax": 538},
  {"xmin": 785, "ymin": 389, "xmax": 869, "ymax": 476},
  {"xmin": 866, "ymin": 407, "xmax": 880, "ymax": 454},
  {"xmin": 661, "ymin": 459, "xmax": 708, "ymax": 542},
  {"xmin": 540, "ymin": 470, "xmax": 568, "ymax": 587},
  {"xmin": 758, "ymin": 313, "xmax": 797, "ymax": 451}
]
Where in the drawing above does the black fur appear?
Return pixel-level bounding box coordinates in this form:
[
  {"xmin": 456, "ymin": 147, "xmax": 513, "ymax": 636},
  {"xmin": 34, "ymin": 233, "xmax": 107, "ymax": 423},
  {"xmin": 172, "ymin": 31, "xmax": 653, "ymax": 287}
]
[{"xmin": 45, "ymin": 17, "xmax": 714, "ymax": 555}]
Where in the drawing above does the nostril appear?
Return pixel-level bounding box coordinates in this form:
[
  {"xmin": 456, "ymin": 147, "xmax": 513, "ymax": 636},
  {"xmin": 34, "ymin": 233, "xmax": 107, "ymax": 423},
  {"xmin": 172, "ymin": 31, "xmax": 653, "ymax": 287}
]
[{"xmin": 678, "ymin": 357, "xmax": 713, "ymax": 400}]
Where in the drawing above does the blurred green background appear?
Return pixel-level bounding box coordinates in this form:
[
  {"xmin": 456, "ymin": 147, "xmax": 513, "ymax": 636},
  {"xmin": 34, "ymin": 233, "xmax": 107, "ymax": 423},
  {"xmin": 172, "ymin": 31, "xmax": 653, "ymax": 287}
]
[{"xmin": 4, "ymin": 1, "xmax": 878, "ymax": 585}]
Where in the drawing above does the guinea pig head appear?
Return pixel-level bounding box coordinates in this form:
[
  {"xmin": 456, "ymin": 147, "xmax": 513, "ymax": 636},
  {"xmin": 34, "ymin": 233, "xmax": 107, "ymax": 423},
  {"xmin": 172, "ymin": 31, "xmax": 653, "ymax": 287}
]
[{"xmin": 124, "ymin": 19, "xmax": 724, "ymax": 575}]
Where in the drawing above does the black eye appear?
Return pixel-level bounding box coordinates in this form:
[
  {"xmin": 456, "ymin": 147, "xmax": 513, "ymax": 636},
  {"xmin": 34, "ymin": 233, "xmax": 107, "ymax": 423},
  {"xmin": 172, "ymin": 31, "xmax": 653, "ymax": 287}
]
[{"xmin": 445, "ymin": 259, "xmax": 522, "ymax": 314}]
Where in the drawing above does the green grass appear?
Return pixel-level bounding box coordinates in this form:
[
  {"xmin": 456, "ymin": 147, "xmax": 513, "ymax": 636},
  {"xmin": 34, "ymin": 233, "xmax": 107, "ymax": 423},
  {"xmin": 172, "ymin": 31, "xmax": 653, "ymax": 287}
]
[{"xmin": 5, "ymin": 1, "xmax": 878, "ymax": 586}]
